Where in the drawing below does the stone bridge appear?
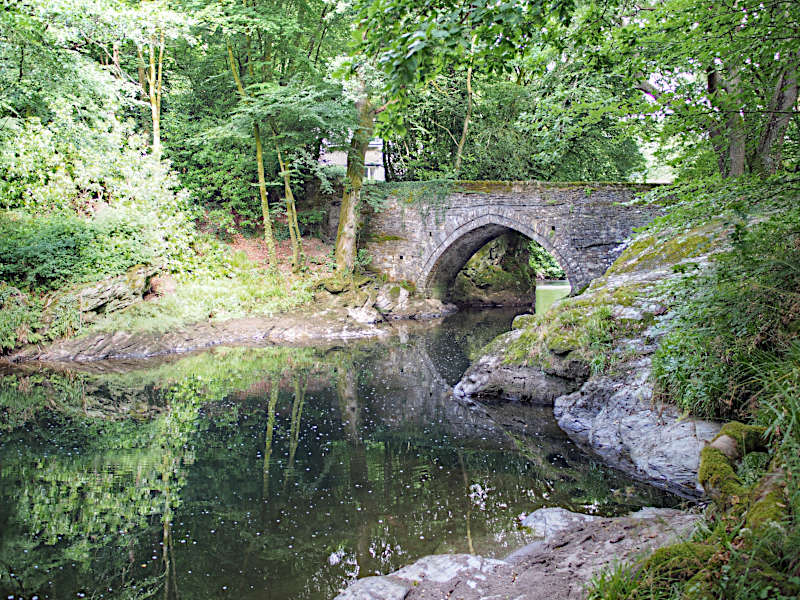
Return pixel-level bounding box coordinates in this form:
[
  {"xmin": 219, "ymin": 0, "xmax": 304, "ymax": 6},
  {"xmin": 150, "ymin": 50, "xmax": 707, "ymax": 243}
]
[{"xmin": 357, "ymin": 181, "xmax": 661, "ymax": 296}]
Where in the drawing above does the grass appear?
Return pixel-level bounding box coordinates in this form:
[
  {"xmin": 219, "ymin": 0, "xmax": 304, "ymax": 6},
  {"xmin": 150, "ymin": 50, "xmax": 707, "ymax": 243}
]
[{"xmin": 85, "ymin": 268, "xmax": 316, "ymax": 334}]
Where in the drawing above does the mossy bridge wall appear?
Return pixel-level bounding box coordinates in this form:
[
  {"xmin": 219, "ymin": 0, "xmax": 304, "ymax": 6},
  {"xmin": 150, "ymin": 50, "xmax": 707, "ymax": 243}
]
[{"xmin": 328, "ymin": 181, "xmax": 662, "ymax": 296}]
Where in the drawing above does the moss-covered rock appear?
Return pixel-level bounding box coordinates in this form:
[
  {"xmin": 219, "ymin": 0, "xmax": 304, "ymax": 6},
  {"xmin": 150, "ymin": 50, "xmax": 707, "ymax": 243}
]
[
  {"xmin": 698, "ymin": 445, "xmax": 747, "ymax": 505},
  {"xmin": 637, "ymin": 542, "xmax": 716, "ymax": 584}
]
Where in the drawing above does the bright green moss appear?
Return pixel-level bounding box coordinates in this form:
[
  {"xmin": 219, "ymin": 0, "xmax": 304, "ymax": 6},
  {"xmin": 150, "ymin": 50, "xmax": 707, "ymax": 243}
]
[
  {"xmin": 714, "ymin": 422, "xmax": 766, "ymax": 454},
  {"xmin": 698, "ymin": 446, "xmax": 746, "ymax": 504},
  {"xmin": 609, "ymin": 226, "xmax": 717, "ymax": 276},
  {"xmin": 746, "ymin": 486, "xmax": 787, "ymax": 530},
  {"xmin": 638, "ymin": 542, "xmax": 715, "ymax": 583},
  {"xmin": 365, "ymin": 234, "xmax": 406, "ymax": 243}
]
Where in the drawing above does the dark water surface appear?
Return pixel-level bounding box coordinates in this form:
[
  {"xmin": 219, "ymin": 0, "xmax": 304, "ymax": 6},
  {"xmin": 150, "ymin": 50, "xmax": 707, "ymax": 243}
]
[{"xmin": 0, "ymin": 309, "xmax": 678, "ymax": 600}]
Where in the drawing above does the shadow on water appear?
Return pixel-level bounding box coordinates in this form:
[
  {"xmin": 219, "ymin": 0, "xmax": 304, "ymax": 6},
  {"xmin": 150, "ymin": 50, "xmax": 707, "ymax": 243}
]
[{"xmin": 0, "ymin": 309, "xmax": 678, "ymax": 600}]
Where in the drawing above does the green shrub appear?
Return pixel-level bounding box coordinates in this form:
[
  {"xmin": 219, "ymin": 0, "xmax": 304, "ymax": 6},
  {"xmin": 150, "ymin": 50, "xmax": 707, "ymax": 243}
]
[{"xmin": 0, "ymin": 211, "xmax": 154, "ymax": 292}]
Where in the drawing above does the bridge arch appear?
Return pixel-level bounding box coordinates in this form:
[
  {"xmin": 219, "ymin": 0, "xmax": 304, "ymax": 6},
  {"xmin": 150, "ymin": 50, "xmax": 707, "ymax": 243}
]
[{"xmin": 418, "ymin": 213, "xmax": 582, "ymax": 299}]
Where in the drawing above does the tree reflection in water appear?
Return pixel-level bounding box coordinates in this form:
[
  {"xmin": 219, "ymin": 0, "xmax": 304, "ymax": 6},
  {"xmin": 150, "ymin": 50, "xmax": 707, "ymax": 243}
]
[{"xmin": 0, "ymin": 310, "xmax": 679, "ymax": 600}]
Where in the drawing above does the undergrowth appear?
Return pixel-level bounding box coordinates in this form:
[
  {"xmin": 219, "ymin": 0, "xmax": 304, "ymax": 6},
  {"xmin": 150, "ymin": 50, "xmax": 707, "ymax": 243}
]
[
  {"xmin": 84, "ymin": 266, "xmax": 316, "ymax": 335},
  {"xmin": 586, "ymin": 176, "xmax": 800, "ymax": 600}
]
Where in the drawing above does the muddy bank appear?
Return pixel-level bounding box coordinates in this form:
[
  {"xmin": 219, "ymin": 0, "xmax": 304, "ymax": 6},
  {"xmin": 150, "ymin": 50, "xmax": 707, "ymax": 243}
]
[
  {"xmin": 9, "ymin": 298, "xmax": 457, "ymax": 363},
  {"xmin": 336, "ymin": 506, "xmax": 699, "ymax": 600}
]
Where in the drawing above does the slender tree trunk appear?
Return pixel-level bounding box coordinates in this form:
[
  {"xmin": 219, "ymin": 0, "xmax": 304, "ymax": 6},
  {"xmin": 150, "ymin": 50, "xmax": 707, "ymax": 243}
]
[
  {"xmin": 273, "ymin": 139, "xmax": 304, "ymax": 270},
  {"xmin": 454, "ymin": 64, "xmax": 473, "ymax": 176},
  {"xmin": 227, "ymin": 42, "xmax": 278, "ymax": 267},
  {"xmin": 454, "ymin": 35, "xmax": 477, "ymax": 176},
  {"xmin": 726, "ymin": 69, "xmax": 746, "ymax": 177},
  {"xmin": 335, "ymin": 96, "xmax": 375, "ymax": 273},
  {"xmin": 145, "ymin": 31, "xmax": 165, "ymax": 159},
  {"xmin": 254, "ymin": 123, "xmax": 279, "ymax": 266},
  {"xmin": 752, "ymin": 52, "xmax": 799, "ymax": 174}
]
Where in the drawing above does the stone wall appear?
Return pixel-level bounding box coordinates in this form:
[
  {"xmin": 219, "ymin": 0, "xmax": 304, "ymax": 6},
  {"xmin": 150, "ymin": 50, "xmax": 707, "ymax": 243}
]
[{"xmin": 345, "ymin": 181, "xmax": 661, "ymax": 297}]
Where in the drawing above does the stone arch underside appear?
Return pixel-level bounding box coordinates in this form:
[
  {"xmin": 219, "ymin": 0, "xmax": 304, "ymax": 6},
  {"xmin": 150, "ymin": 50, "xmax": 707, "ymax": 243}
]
[{"xmin": 418, "ymin": 214, "xmax": 581, "ymax": 299}]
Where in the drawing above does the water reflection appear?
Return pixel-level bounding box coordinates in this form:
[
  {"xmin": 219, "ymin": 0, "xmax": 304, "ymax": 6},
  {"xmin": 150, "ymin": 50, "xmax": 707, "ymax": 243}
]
[{"xmin": 0, "ymin": 310, "xmax": 677, "ymax": 600}]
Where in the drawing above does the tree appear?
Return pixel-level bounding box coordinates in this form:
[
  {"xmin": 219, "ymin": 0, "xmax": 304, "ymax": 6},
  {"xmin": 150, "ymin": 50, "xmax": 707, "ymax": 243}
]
[
  {"xmin": 130, "ymin": 2, "xmax": 193, "ymax": 159},
  {"xmin": 207, "ymin": 0, "xmax": 353, "ymax": 269},
  {"xmin": 579, "ymin": 0, "xmax": 800, "ymax": 176},
  {"xmin": 382, "ymin": 67, "xmax": 645, "ymax": 182},
  {"xmin": 230, "ymin": 80, "xmax": 352, "ymax": 269},
  {"xmin": 334, "ymin": 62, "xmax": 390, "ymax": 273}
]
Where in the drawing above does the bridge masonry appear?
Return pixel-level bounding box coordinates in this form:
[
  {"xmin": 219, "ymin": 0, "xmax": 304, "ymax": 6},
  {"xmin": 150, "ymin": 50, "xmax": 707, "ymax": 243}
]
[{"xmin": 353, "ymin": 181, "xmax": 663, "ymax": 297}]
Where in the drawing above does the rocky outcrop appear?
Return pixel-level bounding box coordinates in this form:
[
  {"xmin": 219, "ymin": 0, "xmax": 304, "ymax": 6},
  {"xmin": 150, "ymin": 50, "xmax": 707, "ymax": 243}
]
[
  {"xmin": 554, "ymin": 356, "xmax": 721, "ymax": 497},
  {"xmin": 43, "ymin": 265, "xmax": 159, "ymax": 326},
  {"xmin": 453, "ymin": 324, "xmax": 589, "ymax": 406},
  {"xmin": 335, "ymin": 507, "xmax": 699, "ymax": 600},
  {"xmin": 373, "ymin": 283, "xmax": 458, "ymax": 320},
  {"xmin": 455, "ymin": 220, "xmax": 728, "ymax": 496},
  {"xmin": 454, "ymin": 330, "xmax": 587, "ymax": 403}
]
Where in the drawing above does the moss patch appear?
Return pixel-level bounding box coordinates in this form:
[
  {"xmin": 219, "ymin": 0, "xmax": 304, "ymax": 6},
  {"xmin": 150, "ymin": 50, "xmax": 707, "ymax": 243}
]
[
  {"xmin": 608, "ymin": 223, "xmax": 720, "ymax": 276},
  {"xmin": 638, "ymin": 542, "xmax": 716, "ymax": 583},
  {"xmin": 698, "ymin": 445, "xmax": 747, "ymax": 506}
]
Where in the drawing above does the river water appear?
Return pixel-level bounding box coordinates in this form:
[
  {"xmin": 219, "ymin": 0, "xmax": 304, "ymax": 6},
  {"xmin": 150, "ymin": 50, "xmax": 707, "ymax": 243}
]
[{"xmin": 0, "ymin": 304, "xmax": 678, "ymax": 600}]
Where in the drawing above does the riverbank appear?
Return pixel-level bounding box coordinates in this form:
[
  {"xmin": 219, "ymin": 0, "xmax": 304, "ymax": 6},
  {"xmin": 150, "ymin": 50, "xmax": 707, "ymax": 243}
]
[
  {"xmin": 4, "ymin": 263, "xmax": 460, "ymax": 363},
  {"xmin": 336, "ymin": 506, "xmax": 700, "ymax": 600},
  {"xmin": 449, "ymin": 177, "xmax": 800, "ymax": 599}
]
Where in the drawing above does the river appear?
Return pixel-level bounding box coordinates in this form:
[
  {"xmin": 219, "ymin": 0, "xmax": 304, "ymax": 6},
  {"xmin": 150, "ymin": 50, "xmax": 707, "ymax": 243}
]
[{"xmin": 0, "ymin": 302, "xmax": 678, "ymax": 600}]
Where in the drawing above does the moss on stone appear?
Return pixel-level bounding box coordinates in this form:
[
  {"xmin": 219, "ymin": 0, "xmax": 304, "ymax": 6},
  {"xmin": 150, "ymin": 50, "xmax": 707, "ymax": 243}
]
[
  {"xmin": 511, "ymin": 313, "xmax": 537, "ymax": 329},
  {"xmin": 365, "ymin": 234, "xmax": 406, "ymax": 243},
  {"xmin": 714, "ymin": 422, "xmax": 766, "ymax": 454},
  {"xmin": 698, "ymin": 445, "xmax": 746, "ymax": 505},
  {"xmin": 746, "ymin": 486, "xmax": 787, "ymax": 530},
  {"xmin": 609, "ymin": 224, "xmax": 719, "ymax": 276},
  {"xmin": 682, "ymin": 570, "xmax": 717, "ymax": 600},
  {"xmin": 398, "ymin": 280, "xmax": 416, "ymax": 294},
  {"xmin": 638, "ymin": 542, "xmax": 715, "ymax": 583}
]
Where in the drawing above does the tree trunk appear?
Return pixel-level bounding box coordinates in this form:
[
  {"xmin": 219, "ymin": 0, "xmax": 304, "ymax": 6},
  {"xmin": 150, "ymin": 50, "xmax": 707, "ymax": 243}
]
[
  {"xmin": 227, "ymin": 42, "xmax": 278, "ymax": 267},
  {"xmin": 725, "ymin": 69, "xmax": 746, "ymax": 177},
  {"xmin": 454, "ymin": 36, "xmax": 477, "ymax": 177},
  {"xmin": 274, "ymin": 139, "xmax": 304, "ymax": 271},
  {"xmin": 335, "ymin": 96, "xmax": 375, "ymax": 273},
  {"xmin": 254, "ymin": 123, "xmax": 279, "ymax": 267},
  {"xmin": 751, "ymin": 52, "xmax": 799, "ymax": 174},
  {"xmin": 454, "ymin": 63, "xmax": 473, "ymax": 176},
  {"xmin": 145, "ymin": 32, "xmax": 165, "ymax": 160}
]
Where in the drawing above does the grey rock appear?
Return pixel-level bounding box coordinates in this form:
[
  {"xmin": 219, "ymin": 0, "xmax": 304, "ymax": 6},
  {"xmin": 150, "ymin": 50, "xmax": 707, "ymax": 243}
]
[
  {"xmin": 521, "ymin": 507, "xmax": 598, "ymax": 540},
  {"xmin": 42, "ymin": 264, "xmax": 158, "ymax": 328},
  {"xmin": 347, "ymin": 299, "xmax": 384, "ymax": 324},
  {"xmin": 392, "ymin": 554, "xmax": 507, "ymax": 584},
  {"xmin": 554, "ymin": 360, "xmax": 721, "ymax": 497},
  {"xmin": 334, "ymin": 576, "xmax": 410, "ymax": 600},
  {"xmin": 374, "ymin": 283, "xmax": 410, "ymax": 313},
  {"xmin": 335, "ymin": 507, "xmax": 700, "ymax": 600}
]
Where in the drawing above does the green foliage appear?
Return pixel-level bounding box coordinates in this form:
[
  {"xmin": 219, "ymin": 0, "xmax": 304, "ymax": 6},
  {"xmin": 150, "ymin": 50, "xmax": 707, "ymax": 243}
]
[
  {"xmin": 652, "ymin": 181, "xmax": 800, "ymax": 420},
  {"xmin": 0, "ymin": 211, "xmax": 154, "ymax": 292},
  {"xmin": 573, "ymin": 0, "xmax": 800, "ymax": 177},
  {"xmin": 354, "ymin": 248, "xmax": 373, "ymax": 272},
  {"xmin": 529, "ymin": 240, "xmax": 565, "ymax": 280},
  {"xmin": 383, "ymin": 70, "xmax": 645, "ymax": 182},
  {"xmin": 355, "ymin": 0, "xmax": 570, "ymax": 109}
]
